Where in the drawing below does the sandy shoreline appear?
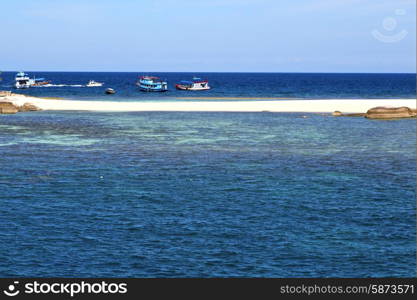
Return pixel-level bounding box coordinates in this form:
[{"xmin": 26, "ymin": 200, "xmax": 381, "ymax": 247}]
[{"xmin": 2, "ymin": 94, "xmax": 416, "ymax": 113}]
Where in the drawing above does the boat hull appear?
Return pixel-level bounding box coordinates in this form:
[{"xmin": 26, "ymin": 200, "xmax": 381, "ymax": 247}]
[
  {"xmin": 137, "ymin": 76, "xmax": 168, "ymax": 92},
  {"xmin": 139, "ymin": 86, "xmax": 168, "ymax": 92},
  {"xmin": 175, "ymin": 78, "xmax": 210, "ymax": 91},
  {"xmin": 15, "ymin": 74, "xmax": 34, "ymax": 89},
  {"xmin": 32, "ymin": 81, "xmax": 51, "ymax": 87},
  {"xmin": 86, "ymin": 80, "xmax": 104, "ymax": 87},
  {"xmin": 105, "ymin": 89, "xmax": 116, "ymax": 94},
  {"xmin": 15, "ymin": 84, "xmax": 30, "ymax": 89},
  {"xmin": 138, "ymin": 80, "xmax": 168, "ymax": 92},
  {"xmin": 139, "ymin": 88, "xmax": 167, "ymax": 93},
  {"xmin": 176, "ymin": 84, "xmax": 211, "ymax": 91}
]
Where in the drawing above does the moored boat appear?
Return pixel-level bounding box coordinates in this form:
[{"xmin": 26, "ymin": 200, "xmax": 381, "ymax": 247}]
[
  {"xmin": 105, "ymin": 88, "xmax": 116, "ymax": 94},
  {"xmin": 175, "ymin": 77, "xmax": 210, "ymax": 91},
  {"xmin": 137, "ymin": 76, "xmax": 168, "ymax": 92}
]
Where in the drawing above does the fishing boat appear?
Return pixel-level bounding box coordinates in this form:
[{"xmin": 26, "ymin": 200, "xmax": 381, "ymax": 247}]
[
  {"xmin": 137, "ymin": 76, "xmax": 168, "ymax": 92},
  {"xmin": 105, "ymin": 88, "xmax": 116, "ymax": 94},
  {"xmin": 32, "ymin": 79, "xmax": 51, "ymax": 86},
  {"xmin": 175, "ymin": 77, "xmax": 210, "ymax": 91},
  {"xmin": 86, "ymin": 80, "xmax": 103, "ymax": 87},
  {"xmin": 14, "ymin": 72, "xmax": 35, "ymax": 89}
]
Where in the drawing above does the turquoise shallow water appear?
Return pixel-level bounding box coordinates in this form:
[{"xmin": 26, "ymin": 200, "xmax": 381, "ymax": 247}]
[{"xmin": 0, "ymin": 111, "xmax": 415, "ymax": 277}]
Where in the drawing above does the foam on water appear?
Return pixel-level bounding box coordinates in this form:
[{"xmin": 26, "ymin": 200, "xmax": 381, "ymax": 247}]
[
  {"xmin": 38, "ymin": 84, "xmax": 84, "ymax": 87},
  {"xmin": 21, "ymin": 135, "xmax": 99, "ymax": 146}
]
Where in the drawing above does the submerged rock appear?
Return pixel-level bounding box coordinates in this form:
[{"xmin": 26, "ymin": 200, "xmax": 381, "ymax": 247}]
[
  {"xmin": 0, "ymin": 102, "xmax": 19, "ymax": 114},
  {"xmin": 343, "ymin": 113, "xmax": 366, "ymax": 117},
  {"xmin": 332, "ymin": 111, "xmax": 365, "ymax": 117},
  {"xmin": 365, "ymin": 106, "xmax": 416, "ymax": 119}
]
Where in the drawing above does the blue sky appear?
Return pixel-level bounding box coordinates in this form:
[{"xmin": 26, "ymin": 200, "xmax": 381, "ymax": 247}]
[{"xmin": 1, "ymin": 0, "xmax": 415, "ymax": 72}]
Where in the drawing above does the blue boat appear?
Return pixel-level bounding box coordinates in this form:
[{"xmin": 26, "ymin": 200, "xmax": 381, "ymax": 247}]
[{"xmin": 137, "ymin": 76, "xmax": 168, "ymax": 92}]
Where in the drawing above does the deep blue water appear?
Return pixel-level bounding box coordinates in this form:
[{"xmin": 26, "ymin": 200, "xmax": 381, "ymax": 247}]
[
  {"xmin": 0, "ymin": 111, "xmax": 415, "ymax": 277},
  {"xmin": 1, "ymin": 72, "xmax": 416, "ymax": 100}
]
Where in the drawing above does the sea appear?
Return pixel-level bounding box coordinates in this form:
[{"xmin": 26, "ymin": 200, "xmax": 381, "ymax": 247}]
[
  {"xmin": 0, "ymin": 72, "xmax": 415, "ymax": 277},
  {"xmin": 1, "ymin": 72, "xmax": 416, "ymax": 100}
]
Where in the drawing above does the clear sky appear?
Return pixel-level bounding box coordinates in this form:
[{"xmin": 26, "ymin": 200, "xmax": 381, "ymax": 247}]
[{"xmin": 1, "ymin": 0, "xmax": 415, "ymax": 72}]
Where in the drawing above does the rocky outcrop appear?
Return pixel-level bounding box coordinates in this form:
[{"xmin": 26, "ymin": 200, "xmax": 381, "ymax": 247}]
[
  {"xmin": 332, "ymin": 107, "xmax": 416, "ymax": 119},
  {"xmin": 365, "ymin": 106, "xmax": 416, "ymax": 119},
  {"xmin": 1, "ymin": 102, "xmax": 41, "ymax": 114},
  {"xmin": 18, "ymin": 103, "xmax": 42, "ymax": 112},
  {"xmin": 0, "ymin": 102, "xmax": 19, "ymax": 114}
]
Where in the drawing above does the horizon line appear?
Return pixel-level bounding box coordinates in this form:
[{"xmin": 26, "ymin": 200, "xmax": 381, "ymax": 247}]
[{"xmin": 1, "ymin": 70, "xmax": 416, "ymax": 74}]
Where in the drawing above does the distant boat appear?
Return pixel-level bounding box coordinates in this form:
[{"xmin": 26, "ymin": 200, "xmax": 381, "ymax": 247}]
[
  {"xmin": 86, "ymin": 80, "xmax": 103, "ymax": 87},
  {"xmin": 105, "ymin": 88, "xmax": 116, "ymax": 94},
  {"xmin": 175, "ymin": 77, "xmax": 210, "ymax": 91},
  {"xmin": 32, "ymin": 79, "xmax": 51, "ymax": 87},
  {"xmin": 137, "ymin": 76, "xmax": 168, "ymax": 92},
  {"xmin": 15, "ymin": 72, "xmax": 34, "ymax": 89}
]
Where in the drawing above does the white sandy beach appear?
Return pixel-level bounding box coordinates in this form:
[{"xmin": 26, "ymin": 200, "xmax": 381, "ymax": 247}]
[{"xmin": 3, "ymin": 94, "xmax": 416, "ymax": 113}]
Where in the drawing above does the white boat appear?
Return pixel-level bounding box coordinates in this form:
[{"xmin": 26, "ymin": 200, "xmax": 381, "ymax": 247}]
[
  {"xmin": 15, "ymin": 72, "xmax": 35, "ymax": 89},
  {"xmin": 175, "ymin": 77, "xmax": 210, "ymax": 91},
  {"xmin": 86, "ymin": 80, "xmax": 103, "ymax": 87}
]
